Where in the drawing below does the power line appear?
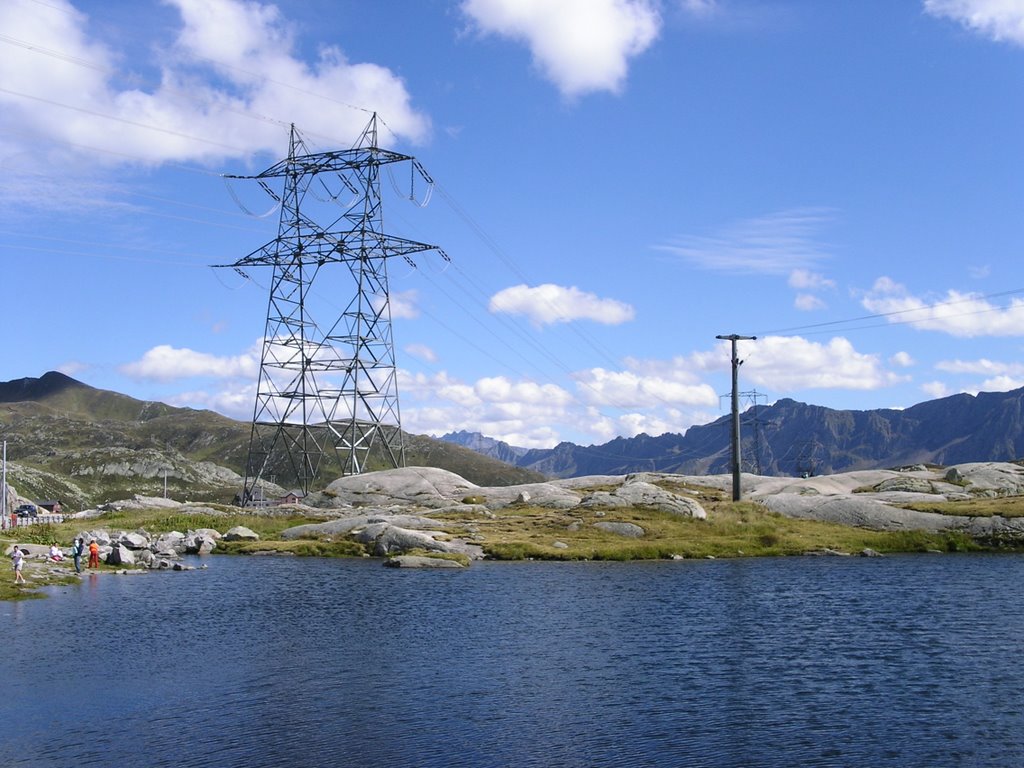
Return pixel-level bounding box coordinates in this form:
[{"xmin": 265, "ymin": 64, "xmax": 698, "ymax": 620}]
[{"xmin": 758, "ymin": 287, "xmax": 1024, "ymax": 336}]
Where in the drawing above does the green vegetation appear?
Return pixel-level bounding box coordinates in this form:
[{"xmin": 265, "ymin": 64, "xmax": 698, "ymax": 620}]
[
  {"xmin": 0, "ymin": 392, "xmax": 547, "ymax": 510},
  {"xmin": 0, "ymin": 537, "xmax": 85, "ymax": 601},
  {"xmin": 434, "ymin": 497, "xmax": 986, "ymax": 561},
  {"xmin": 901, "ymin": 496, "xmax": 1024, "ymax": 518}
]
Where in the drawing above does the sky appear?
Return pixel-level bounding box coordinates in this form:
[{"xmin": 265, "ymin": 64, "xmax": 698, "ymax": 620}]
[{"xmin": 2, "ymin": 0, "xmax": 1024, "ymax": 450}]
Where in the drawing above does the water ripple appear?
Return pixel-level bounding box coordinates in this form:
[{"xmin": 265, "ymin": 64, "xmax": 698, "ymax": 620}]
[{"xmin": 3, "ymin": 554, "xmax": 1024, "ymax": 766}]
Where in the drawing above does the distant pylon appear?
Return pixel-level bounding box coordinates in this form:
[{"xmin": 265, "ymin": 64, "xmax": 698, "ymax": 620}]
[{"xmin": 217, "ymin": 114, "xmax": 447, "ymax": 501}]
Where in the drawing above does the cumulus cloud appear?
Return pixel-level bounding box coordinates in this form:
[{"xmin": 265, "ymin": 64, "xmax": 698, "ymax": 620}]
[
  {"xmin": 702, "ymin": 335, "xmax": 909, "ymax": 391},
  {"xmin": 0, "ymin": 0, "xmax": 429, "ymax": 169},
  {"xmin": 890, "ymin": 351, "xmax": 915, "ymax": 367},
  {"xmin": 789, "ymin": 268, "xmax": 836, "ymax": 291},
  {"xmin": 573, "ymin": 365, "xmax": 718, "ymax": 409},
  {"xmin": 120, "ymin": 342, "xmax": 259, "ymax": 381},
  {"xmin": 924, "ymin": 0, "xmax": 1024, "ymax": 46},
  {"xmin": 794, "ymin": 293, "xmax": 826, "ymax": 311},
  {"xmin": 167, "ymin": 382, "xmax": 256, "ymax": 419},
  {"xmin": 489, "ymin": 283, "xmax": 635, "ymax": 326},
  {"xmin": 374, "ymin": 289, "xmax": 420, "ymax": 320},
  {"xmin": 862, "ymin": 277, "xmax": 1024, "ymax": 337},
  {"xmin": 656, "ymin": 208, "xmax": 835, "ymax": 275},
  {"xmin": 404, "ymin": 343, "xmax": 438, "ymax": 364},
  {"xmin": 460, "ymin": 0, "xmax": 660, "ymax": 97},
  {"xmin": 400, "ymin": 369, "xmax": 577, "ymax": 447},
  {"xmin": 921, "ymin": 380, "xmax": 952, "ymax": 399}
]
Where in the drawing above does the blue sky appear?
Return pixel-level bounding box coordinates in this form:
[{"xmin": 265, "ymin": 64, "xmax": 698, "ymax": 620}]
[{"xmin": 2, "ymin": 0, "xmax": 1023, "ymax": 449}]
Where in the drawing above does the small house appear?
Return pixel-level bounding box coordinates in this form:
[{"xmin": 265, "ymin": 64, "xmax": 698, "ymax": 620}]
[{"xmin": 276, "ymin": 490, "xmax": 305, "ymax": 506}]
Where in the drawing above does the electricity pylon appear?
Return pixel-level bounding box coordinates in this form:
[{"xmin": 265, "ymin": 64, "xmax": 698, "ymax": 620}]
[{"xmin": 217, "ymin": 114, "xmax": 446, "ymax": 502}]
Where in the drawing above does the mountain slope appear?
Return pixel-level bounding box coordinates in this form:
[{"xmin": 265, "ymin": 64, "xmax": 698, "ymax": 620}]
[
  {"xmin": 450, "ymin": 387, "xmax": 1024, "ymax": 478},
  {"xmin": 0, "ymin": 372, "xmax": 545, "ymax": 508}
]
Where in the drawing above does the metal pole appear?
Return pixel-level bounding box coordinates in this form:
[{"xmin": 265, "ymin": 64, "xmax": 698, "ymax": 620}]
[
  {"xmin": 716, "ymin": 335, "xmax": 756, "ymax": 501},
  {"xmin": 1, "ymin": 440, "xmax": 6, "ymax": 529}
]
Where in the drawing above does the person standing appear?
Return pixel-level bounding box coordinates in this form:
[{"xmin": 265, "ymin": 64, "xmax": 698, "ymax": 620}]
[
  {"xmin": 87, "ymin": 539, "xmax": 99, "ymax": 569},
  {"xmin": 11, "ymin": 545, "xmax": 26, "ymax": 585},
  {"xmin": 71, "ymin": 538, "xmax": 84, "ymax": 574}
]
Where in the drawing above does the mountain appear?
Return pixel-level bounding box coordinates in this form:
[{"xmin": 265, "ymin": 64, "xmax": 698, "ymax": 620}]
[
  {"xmin": 0, "ymin": 372, "xmax": 545, "ymax": 509},
  {"xmin": 447, "ymin": 388, "xmax": 1024, "ymax": 479},
  {"xmin": 439, "ymin": 430, "xmax": 529, "ymax": 465}
]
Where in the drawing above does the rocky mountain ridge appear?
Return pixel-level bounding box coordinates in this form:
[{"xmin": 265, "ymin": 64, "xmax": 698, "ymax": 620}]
[{"xmin": 442, "ymin": 387, "xmax": 1024, "ymax": 478}]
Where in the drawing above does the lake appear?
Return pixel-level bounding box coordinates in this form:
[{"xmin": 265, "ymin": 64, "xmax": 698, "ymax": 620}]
[{"xmin": 2, "ymin": 553, "xmax": 1023, "ymax": 767}]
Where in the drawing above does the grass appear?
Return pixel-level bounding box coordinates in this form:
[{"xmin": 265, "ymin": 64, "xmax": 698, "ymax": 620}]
[
  {"xmin": 439, "ymin": 499, "xmax": 982, "ymax": 561},
  {"xmin": 0, "ymin": 538, "xmax": 88, "ymax": 601},
  {"xmin": 900, "ymin": 496, "xmax": 1024, "ymax": 518}
]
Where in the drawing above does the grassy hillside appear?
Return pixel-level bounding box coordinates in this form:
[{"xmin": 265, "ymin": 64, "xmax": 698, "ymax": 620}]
[{"xmin": 0, "ymin": 373, "xmax": 545, "ymax": 510}]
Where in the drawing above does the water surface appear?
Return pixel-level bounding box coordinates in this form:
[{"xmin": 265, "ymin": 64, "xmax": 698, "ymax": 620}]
[{"xmin": 2, "ymin": 554, "xmax": 1022, "ymax": 767}]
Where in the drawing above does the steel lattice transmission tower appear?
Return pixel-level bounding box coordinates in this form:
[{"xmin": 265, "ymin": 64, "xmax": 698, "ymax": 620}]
[{"xmin": 217, "ymin": 114, "xmax": 446, "ymax": 501}]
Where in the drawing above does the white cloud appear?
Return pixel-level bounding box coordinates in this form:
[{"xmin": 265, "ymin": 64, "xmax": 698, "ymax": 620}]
[
  {"xmin": 404, "ymin": 343, "xmax": 438, "ymax": 364},
  {"xmin": 981, "ymin": 374, "xmax": 1024, "ymax": 391},
  {"xmin": 120, "ymin": 342, "xmax": 259, "ymax": 381},
  {"xmin": 935, "ymin": 357, "xmax": 1024, "ymax": 375},
  {"xmin": 921, "ymin": 380, "xmax": 951, "ymax": 399},
  {"xmin": 789, "ymin": 268, "xmax": 836, "ymax": 290},
  {"xmin": 400, "ymin": 369, "xmax": 577, "ymax": 447},
  {"xmin": 460, "ymin": 0, "xmax": 660, "ymax": 97},
  {"xmin": 57, "ymin": 361, "xmax": 91, "ymax": 377},
  {"xmin": 890, "ymin": 351, "xmax": 915, "ymax": 367},
  {"xmin": 573, "ymin": 366, "xmax": 718, "ymax": 408},
  {"xmin": 0, "ymin": 0, "xmax": 429, "ymax": 170},
  {"xmin": 489, "ymin": 283, "xmax": 635, "ymax": 326},
  {"xmin": 969, "ymin": 264, "xmax": 991, "ymax": 279},
  {"xmin": 862, "ymin": 277, "xmax": 1024, "ymax": 337},
  {"xmin": 924, "ymin": 0, "xmax": 1024, "ymax": 46},
  {"xmin": 656, "ymin": 208, "xmax": 835, "ymax": 275},
  {"xmin": 167, "ymin": 382, "xmax": 256, "ymax": 419},
  {"xmin": 374, "ymin": 289, "xmax": 420, "ymax": 320},
  {"xmin": 738, "ymin": 335, "xmax": 908, "ymax": 391},
  {"xmin": 794, "ymin": 293, "xmax": 826, "ymax": 311},
  {"xmin": 680, "ymin": 0, "xmax": 719, "ymax": 18}
]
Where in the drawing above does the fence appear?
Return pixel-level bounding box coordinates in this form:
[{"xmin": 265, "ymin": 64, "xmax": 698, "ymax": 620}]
[{"xmin": 2, "ymin": 514, "xmax": 65, "ymax": 529}]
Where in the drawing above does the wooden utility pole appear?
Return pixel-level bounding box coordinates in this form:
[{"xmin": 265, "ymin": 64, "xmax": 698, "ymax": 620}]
[{"xmin": 716, "ymin": 334, "xmax": 756, "ymax": 501}]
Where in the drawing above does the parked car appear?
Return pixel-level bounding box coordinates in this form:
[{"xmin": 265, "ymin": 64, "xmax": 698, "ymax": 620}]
[{"xmin": 15, "ymin": 504, "xmax": 37, "ymax": 518}]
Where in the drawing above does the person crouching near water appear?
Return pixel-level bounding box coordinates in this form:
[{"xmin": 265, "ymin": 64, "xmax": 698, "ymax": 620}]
[
  {"xmin": 11, "ymin": 545, "xmax": 26, "ymax": 585},
  {"xmin": 87, "ymin": 539, "xmax": 100, "ymax": 569}
]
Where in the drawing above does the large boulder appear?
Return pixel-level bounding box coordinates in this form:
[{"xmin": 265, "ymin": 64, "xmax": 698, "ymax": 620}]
[
  {"xmin": 353, "ymin": 523, "xmax": 453, "ymax": 556},
  {"xmin": 472, "ymin": 482, "xmax": 582, "ymax": 510},
  {"xmin": 152, "ymin": 531, "xmax": 186, "ymax": 555},
  {"xmin": 184, "ymin": 531, "xmax": 217, "ymax": 554},
  {"xmin": 119, "ymin": 531, "xmax": 150, "ymax": 550},
  {"xmin": 579, "ymin": 480, "xmax": 707, "ymax": 519},
  {"xmin": 280, "ymin": 514, "xmax": 446, "ymax": 540},
  {"xmin": 324, "ymin": 467, "xmax": 477, "ymax": 509},
  {"xmin": 384, "ymin": 555, "xmax": 467, "ymax": 568},
  {"xmin": 106, "ymin": 543, "xmax": 136, "ymax": 566},
  {"xmin": 223, "ymin": 526, "xmax": 259, "ymax": 542},
  {"xmin": 759, "ymin": 494, "xmax": 950, "ymax": 532},
  {"xmin": 593, "ymin": 521, "xmax": 645, "ymax": 538}
]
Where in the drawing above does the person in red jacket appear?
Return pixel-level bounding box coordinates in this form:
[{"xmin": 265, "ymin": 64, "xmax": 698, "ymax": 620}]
[{"xmin": 88, "ymin": 539, "xmax": 100, "ymax": 568}]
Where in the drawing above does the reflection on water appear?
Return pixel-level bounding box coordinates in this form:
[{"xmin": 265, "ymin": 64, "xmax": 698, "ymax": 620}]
[{"xmin": 3, "ymin": 554, "xmax": 1024, "ymax": 767}]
